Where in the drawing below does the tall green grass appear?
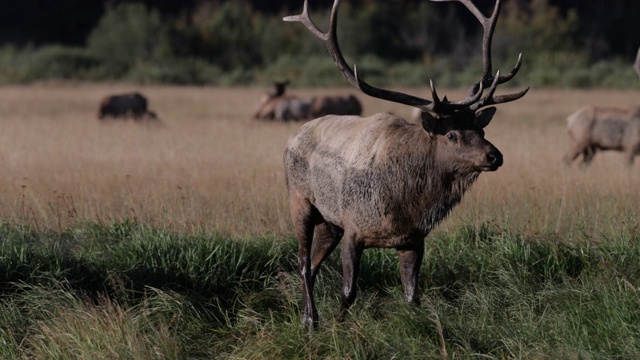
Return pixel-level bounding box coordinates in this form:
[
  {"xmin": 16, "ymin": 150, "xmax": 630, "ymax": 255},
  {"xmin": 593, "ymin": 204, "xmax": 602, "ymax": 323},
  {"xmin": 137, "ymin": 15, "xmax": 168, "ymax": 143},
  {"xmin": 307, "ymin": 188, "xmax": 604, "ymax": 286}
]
[{"xmin": 1, "ymin": 221, "xmax": 639, "ymax": 358}]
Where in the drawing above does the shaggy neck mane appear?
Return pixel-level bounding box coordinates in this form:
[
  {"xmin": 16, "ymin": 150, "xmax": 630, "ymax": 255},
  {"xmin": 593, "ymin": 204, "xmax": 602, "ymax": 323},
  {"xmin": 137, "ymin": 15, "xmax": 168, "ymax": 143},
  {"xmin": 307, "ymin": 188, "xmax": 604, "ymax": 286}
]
[{"xmin": 417, "ymin": 152, "xmax": 481, "ymax": 235}]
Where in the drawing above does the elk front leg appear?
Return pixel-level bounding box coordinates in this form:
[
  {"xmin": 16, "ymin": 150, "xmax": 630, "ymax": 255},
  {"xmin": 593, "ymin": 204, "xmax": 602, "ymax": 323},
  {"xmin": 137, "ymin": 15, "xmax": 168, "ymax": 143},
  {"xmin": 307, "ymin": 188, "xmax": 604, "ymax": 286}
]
[
  {"xmin": 290, "ymin": 194, "xmax": 318, "ymax": 332},
  {"xmin": 564, "ymin": 140, "xmax": 587, "ymax": 165},
  {"xmin": 397, "ymin": 239, "xmax": 425, "ymax": 304},
  {"xmin": 625, "ymin": 146, "xmax": 639, "ymax": 166},
  {"xmin": 338, "ymin": 232, "xmax": 363, "ymax": 322},
  {"xmin": 582, "ymin": 146, "xmax": 597, "ymax": 165}
]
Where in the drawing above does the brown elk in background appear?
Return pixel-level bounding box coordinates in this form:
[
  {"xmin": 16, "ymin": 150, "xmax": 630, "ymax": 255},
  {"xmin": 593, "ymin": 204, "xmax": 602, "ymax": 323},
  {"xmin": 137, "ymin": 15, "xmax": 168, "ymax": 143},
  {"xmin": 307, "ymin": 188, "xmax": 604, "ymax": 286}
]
[
  {"xmin": 564, "ymin": 106, "xmax": 640, "ymax": 166},
  {"xmin": 564, "ymin": 46, "xmax": 640, "ymax": 166},
  {"xmin": 98, "ymin": 92, "xmax": 158, "ymax": 121},
  {"xmin": 254, "ymin": 80, "xmax": 292, "ymax": 119},
  {"xmin": 255, "ymin": 81, "xmax": 362, "ymax": 121},
  {"xmin": 254, "ymin": 80, "xmax": 312, "ymax": 121},
  {"xmin": 309, "ymin": 94, "xmax": 362, "ymax": 117},
  {"xmin": 283, "ymin": 0, "xmax": 528, "ymax": 332},
  {"xmin": 275, "ymin": 97, "xmax": 312, "ymax": 121}
]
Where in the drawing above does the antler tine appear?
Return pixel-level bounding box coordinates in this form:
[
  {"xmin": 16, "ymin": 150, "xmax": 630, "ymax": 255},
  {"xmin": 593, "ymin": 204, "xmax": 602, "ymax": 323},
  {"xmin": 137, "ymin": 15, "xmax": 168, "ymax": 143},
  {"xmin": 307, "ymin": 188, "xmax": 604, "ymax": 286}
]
[
  {"xmin": 431, "ymin": 0, "xmax": 488, "ymax": 25},
  {"xmin": 284, "ymin": 0, "xmax": 433, "ymax": 111},
  {"xmin": 470, "ymin": 70, "xmax": 500, "ymax": 110},
  {"xmin": 478, "ymin": 86, "xmax": 530, "ymax": 108},
  {"xmin": 470, "ymin": 68, "xmax": 530, "ymax": 110},
  {"xmin": 450, "ymin": 81, "xmax": 484, "ymax": 107},
  {"xmin": 495, "ymin": 52, "xmax": 523, "ymax": 84},
  {"xmin": 430, "ymin": 0, "xmax": 496, "ymax": 105},
  {"xmin": 430, "ymin": 79, "xmax": 441, "ymax": 107},
  {"xmin": 433, "ymin": 0, "xmax": 528, "ymax": 110},
  {"xmin": 433, "ymin": 80, "xmax": 485, "ymax": 112},
  {"xmin": 433, "ymin": 0, "xmax": 500, "ymax": 85},
  {"xmin": 283, "ymin": 1, "xmax": 325, "ymax": 40}
]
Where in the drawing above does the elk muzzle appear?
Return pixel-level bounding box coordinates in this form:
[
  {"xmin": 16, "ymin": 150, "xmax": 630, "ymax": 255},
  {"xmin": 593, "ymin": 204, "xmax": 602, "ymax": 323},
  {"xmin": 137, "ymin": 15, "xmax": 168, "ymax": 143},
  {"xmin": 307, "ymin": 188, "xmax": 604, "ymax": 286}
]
[{"xmin": 483, "ymin": 148, "xmax": 503, "ymax": 171}]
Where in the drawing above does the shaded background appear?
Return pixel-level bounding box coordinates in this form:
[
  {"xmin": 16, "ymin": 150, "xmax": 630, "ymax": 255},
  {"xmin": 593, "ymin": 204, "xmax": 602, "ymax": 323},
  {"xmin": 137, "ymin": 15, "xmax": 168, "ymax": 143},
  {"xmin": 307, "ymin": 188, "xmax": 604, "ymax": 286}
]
[{"xmin": 0, "ymin": 0, "xmax": 638, "ymax": 87}]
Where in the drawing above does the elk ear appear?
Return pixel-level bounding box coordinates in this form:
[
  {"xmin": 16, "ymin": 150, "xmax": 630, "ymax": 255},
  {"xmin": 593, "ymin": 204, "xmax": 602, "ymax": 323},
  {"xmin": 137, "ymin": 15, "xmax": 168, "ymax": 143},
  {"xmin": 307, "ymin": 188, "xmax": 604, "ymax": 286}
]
[
  {"xmin": 421, "ymin": 110, "xmax": 440, "ymax": 133},
  {"xmin": 474, "ymin": 107, "xmax": 497, "ymax": 128}
]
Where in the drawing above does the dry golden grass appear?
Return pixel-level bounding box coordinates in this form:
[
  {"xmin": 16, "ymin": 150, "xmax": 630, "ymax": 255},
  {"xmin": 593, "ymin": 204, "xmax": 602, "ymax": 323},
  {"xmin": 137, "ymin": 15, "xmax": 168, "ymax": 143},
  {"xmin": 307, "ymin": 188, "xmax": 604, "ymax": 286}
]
[{"xmin": 0, "ymin": 83, "xmax": 638, "ymax": 238}]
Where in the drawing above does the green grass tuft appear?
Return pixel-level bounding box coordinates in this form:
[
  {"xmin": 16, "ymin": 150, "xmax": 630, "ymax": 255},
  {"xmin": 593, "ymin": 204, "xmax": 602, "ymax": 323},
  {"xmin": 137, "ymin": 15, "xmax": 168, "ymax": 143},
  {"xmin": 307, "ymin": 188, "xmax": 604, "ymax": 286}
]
[{"xmin": 1, "ymin": 221, "xmax": 640, "ymax": 358}]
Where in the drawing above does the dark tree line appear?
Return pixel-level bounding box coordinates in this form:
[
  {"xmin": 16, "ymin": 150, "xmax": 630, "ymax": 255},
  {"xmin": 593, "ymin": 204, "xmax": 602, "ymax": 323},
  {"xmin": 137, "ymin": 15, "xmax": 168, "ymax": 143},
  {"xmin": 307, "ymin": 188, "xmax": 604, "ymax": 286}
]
[
  {"xmin": 1, "ymin": 0, "xmax": 638, "ymax": 60},
  {"xmin": 0, "ymin": 0, "xmax": 637, "ymax": 87}
]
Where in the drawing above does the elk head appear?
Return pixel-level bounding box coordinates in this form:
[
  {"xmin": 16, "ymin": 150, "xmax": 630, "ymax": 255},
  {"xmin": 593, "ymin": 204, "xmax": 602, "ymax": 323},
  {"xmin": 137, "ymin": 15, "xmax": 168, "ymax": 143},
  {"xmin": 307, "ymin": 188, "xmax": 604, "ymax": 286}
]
[{"xmin": 273, "ymin": 79, "xmax": 290, "ymax": 97}]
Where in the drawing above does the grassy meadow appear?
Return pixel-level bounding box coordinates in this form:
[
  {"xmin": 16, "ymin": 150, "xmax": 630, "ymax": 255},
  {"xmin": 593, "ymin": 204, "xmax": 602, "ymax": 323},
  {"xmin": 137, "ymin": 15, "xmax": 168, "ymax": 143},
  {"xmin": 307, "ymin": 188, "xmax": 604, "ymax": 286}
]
[{"xmin": 1, "ymin": 83, "xmax": 640, "ymax": 358}]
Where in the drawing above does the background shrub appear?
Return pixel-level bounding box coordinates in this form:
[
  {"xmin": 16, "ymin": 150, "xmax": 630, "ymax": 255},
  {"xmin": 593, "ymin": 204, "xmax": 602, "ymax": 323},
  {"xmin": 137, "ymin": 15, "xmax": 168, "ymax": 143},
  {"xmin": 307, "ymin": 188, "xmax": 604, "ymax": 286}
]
[
  {"xmin": 83, "ymin": 2, "xmax": 175, "ymax": 81},
  {"xmin": 0, "ymin": 0, "xmax": 637, "ymax": 88}
]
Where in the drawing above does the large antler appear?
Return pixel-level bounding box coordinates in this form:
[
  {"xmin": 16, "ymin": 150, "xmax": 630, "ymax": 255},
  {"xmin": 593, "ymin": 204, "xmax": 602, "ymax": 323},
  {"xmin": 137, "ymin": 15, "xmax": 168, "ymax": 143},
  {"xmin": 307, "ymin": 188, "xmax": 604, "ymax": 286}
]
[
  {"xmin": 433, "ymin": 0, "xmax": 528, "ymax": 110},
  {"xmin": 284, "ymin": 0, "xmax": 528, "ymax": 113},
  {"xmin": 284, "ymin": 0, "xmax": 435, "ymax": 112}
]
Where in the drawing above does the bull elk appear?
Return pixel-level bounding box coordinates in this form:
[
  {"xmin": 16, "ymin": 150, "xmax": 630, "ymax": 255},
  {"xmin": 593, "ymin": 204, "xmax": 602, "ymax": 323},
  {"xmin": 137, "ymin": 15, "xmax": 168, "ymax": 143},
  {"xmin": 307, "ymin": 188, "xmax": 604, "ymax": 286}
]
[
  {"xmin": 98, "ymin": 92, "xmax": 158, "ymax": 121},
  {"xmin": 283, "ymin": 0, "xmax": 528, "ymax": 332}
]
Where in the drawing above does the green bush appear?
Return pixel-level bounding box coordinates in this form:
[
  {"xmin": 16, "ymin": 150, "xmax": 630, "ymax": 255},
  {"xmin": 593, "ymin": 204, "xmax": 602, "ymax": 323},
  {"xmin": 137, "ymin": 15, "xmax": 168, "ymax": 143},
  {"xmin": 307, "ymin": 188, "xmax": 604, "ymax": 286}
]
[
  {"xmin": 594, "ymin": 59, "xmax": 640, "ymax": 89},
  {"xmin": 86, "ymin": 3, "xmax": 172, "ymax": 76},
  {"xmin": 495, "ymin": 0, "xmax": 580, "ymax": 64},
  {"xmin": 0, "ymin": 0, "xmax": 634, "ymax": 88},
  {"xmin": 0, "ymin": 45, "xmax": 100, "ymax": 83},
  {"xmin": 25, "ymin": 46, "xmax": 100, "ymax": 81},
  {"xmin": 126, "ymin": 58, "xmax": 223, "ymax": 85},
  {"xmin": 188, "ymin": 1, "xmax": 263, "ymax": 71}
]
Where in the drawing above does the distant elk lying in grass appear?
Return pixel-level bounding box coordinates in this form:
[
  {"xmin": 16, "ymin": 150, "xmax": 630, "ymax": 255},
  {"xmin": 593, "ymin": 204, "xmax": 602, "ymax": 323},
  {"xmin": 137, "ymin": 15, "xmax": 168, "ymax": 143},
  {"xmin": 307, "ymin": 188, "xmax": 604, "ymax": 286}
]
[
  {"xmin": 253, "ymin": 80, "xmax": 309, "ymax": 121},
  {"xmin": 254, "ymin": 80, "xmax": 362, "ymax": 121},
  {"xmin": 564, "ymin": 47, "xmax": 640, "ymax": 166},
  {"xmin": 283, "ymin": 0, "xmax": 528, "ymax": 332},
  {"xmin": 98, "ymin": 92, "xmax": 159, "ymax": 122}
]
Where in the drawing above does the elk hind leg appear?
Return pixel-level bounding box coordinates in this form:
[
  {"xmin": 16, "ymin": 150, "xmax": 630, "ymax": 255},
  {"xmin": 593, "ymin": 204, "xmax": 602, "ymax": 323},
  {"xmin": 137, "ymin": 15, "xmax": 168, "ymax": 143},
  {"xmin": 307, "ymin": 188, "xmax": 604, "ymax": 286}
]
[
  {"xmin": 625, "ymin": 146, "xmax": 639, "ymax": 166},
  {"xmin": 338, "ymin": 232, "xmax": 363, "ymax": 322}
]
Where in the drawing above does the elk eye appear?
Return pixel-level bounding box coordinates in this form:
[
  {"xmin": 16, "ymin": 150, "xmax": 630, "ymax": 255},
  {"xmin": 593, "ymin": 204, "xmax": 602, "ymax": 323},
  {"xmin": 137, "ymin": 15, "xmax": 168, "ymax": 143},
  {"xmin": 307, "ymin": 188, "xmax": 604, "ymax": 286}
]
[{"xmin": 446, "ymin": 132, "xmax": 458, "ymax": 143}]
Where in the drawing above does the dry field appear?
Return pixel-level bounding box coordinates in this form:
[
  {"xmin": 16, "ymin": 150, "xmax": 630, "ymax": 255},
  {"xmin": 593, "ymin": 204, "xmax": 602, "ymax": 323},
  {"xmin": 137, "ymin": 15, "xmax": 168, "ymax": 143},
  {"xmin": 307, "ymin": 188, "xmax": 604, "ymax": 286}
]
[{"xmin": 0, "ymin": 83, "xmax": 638, "ymax": 239}]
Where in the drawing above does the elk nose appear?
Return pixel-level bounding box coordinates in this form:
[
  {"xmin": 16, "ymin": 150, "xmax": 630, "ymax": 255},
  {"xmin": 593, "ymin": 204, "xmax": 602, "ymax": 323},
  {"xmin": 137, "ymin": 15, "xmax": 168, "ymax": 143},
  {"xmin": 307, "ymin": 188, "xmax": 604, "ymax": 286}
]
[{"xmin": 486, "ymin": 150, "xmax": 503, "ymax": 169}]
